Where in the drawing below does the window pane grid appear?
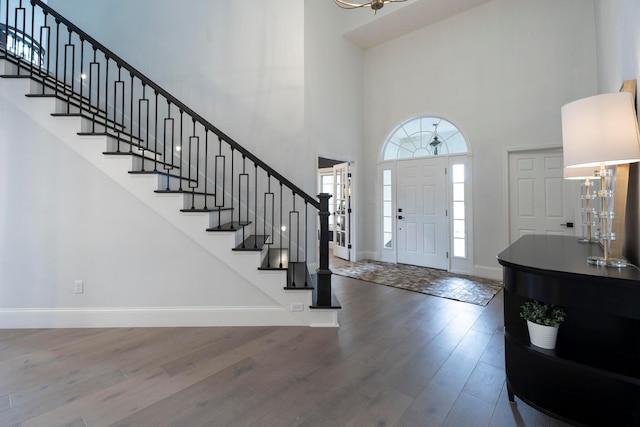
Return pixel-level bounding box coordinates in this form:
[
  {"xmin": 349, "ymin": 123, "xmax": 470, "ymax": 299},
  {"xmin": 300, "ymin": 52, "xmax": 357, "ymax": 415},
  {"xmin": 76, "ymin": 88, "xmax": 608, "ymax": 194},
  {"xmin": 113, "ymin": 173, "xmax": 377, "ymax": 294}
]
[
  {"xmin": 382, "ymin": 169, "xmax": 393, "ymax": 250},
  {"xmin": 452, "ymin": 164, "xmax": 466, "ymax": 259}
]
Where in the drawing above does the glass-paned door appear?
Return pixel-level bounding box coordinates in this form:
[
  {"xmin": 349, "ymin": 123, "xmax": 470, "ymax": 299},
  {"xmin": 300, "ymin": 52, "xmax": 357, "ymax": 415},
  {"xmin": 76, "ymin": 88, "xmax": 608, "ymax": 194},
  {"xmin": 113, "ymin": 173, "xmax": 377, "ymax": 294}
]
[{"xmin": 333, "ymin": 162, "xmax": 351, "ymax": 260}]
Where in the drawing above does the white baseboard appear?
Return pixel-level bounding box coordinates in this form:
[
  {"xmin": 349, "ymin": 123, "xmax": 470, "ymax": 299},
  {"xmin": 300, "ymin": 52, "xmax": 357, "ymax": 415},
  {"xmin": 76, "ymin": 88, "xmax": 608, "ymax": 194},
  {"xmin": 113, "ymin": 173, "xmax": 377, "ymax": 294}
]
[
  {"xmin": 358, "ymin": 251, "xmax": 378, "ymax": 261},
  {"xmin": 472, "ymin": 265, "xmax": 503, "ymax": 281},
  {"xmin": 0, "ymin": 306, "xmax": 318, "ymax": 329}
]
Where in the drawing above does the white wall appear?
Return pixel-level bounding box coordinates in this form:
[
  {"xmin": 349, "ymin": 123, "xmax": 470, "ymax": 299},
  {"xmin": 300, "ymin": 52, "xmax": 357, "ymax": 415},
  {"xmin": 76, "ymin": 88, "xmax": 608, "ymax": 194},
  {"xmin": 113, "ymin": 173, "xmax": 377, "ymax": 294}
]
[
  {"xmin": 0, "ymin": 88, "xmax": 281, "ymax": 327},
  {"xmin": 362, "ymin": 0, "xmax": 598, "ymax": 277}
]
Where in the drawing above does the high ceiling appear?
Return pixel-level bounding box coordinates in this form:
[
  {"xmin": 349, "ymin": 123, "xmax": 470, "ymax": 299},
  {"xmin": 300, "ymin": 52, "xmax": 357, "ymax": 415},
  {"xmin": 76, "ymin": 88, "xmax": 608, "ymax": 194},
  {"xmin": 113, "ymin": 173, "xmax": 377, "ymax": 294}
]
[{"xmin": 342, "ymin": 0, "xmax": 493, "ymax": 49}]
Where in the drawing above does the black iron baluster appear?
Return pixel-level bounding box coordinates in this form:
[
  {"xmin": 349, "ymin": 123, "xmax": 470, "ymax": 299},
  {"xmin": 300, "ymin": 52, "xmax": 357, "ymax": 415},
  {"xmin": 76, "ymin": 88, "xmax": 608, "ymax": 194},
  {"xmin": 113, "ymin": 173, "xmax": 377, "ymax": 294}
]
[
  {"xmin": 89, "ymin": 47, "xmax": 98, "ymax": 132},
  {"xmin": 78, "ymin": 38, "xmax": 84, "ymax": 113},
  {"xmin": 3, "ymin": 0, "xmax": 7, "ymax": 61},
  {"xmin": 239, "ymin": 155, "xmax": 249, "ymax": 228},
  {"xmin": 64, "ymin": 28, "xmax": 74, "ymax": 113},
  {"xmin": 14, "ymin": 0, "xmax": 25, "ymax": 75},
  {"xmin": 29, "ymin": 1, "xmax": 34, "ymax": 76},
  {"xmin": 129, "ymin": 73, "xmax": 134, "ymax": 153},
  {"xmin": 41, "ymin": 12, "xmax": 50, "ymax": 89},
  {"xmin": 215, "ymin": 136, "xmax": 225, "ymax": 227},
  {"xmin": 203, "ymin": 130, "xmax": 209, "ymax": 210},
  {"xmin": 189, "ymin": 119, "xmax": 198, "ymax": 189},
  {"xmin": 139, "ymin": 84, "xmax": 150, "ymax": 167},
  {"xmin": 163, "ymin": 101, "xmax": 174, "ymax": 190},
  {"xmin": 304, "ymin": 201, "xmax": 309, "ymax": 286},
  {"xmin": 279, "ymin": 182, "xmax": 283, "ymax": 268},
  {"xmin": 290, "ymin": 192, "xmax": 299, "ymax": 286},
  {"xmin": 178, "ymin": 109, "xmax": 183, "ymax": 191},
  {"xmin": 103, "ymin": 54, "xmax": 109, "ymax": 126},
  {"xmin": 230, "ymin": 147, "xmax": 235, "ymax": 230},
  {"xmin": 53, "ymin": 19, "xmax": 59, "ymax": 94},
  {"xmin": 264, "ymin": 175, "xmax": 274, "ymax": 267},
  {"xmin": 254, "ymin": 163, "xmax": 258, "ymax": 248},
  {"xmin": 113, "ymin": 64, "xmax": 123, "ymax": 152},
  {"xmin": 153, "ymin": 91, "xmax": 158, "ymax": 171}
]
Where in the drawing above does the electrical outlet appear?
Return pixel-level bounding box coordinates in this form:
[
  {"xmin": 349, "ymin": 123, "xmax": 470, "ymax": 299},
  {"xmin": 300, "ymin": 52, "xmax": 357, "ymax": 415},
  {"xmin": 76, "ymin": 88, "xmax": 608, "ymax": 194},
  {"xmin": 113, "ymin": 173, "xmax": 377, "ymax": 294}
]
[
  {"xmin": 74, "ymin": 280, "xmax": 84, "ymax": 294},
  {"xmin": 291, "ymin": 302, "xmax": 304, "ymax": 312}
]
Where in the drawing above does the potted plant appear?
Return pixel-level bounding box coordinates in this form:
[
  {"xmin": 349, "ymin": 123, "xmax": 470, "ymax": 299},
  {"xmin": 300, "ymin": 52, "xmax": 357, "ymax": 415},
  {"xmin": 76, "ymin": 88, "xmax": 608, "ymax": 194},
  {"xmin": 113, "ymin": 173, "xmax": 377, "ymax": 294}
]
[{"xmin": 520, "ymin": 300, "xmax": 566, "ymax": 349}]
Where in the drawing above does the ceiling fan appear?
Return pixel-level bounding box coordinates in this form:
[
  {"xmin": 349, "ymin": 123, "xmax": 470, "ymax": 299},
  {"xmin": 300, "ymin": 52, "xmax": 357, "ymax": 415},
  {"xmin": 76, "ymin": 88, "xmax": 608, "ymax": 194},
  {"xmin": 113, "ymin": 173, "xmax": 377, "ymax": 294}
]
[{"xmin": 334, "ymin": 0, "xmax": 408, "ymax": 14}]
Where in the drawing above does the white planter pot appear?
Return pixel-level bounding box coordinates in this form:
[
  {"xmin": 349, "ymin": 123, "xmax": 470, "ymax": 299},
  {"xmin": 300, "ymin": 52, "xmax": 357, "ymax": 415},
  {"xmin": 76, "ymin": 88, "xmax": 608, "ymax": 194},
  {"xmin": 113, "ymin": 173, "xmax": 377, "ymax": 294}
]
[{"xmin": 526, "ymin": 320, "xmax": 559, "ymax": 349}]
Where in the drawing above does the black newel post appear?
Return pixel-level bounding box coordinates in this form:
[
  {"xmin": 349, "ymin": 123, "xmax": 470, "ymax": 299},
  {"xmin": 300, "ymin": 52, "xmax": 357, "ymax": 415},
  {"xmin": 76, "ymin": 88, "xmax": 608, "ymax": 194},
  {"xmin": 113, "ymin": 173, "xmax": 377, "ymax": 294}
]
[{"xmin": 316, "ymin": 193, "xmax": 332, "ymax": 306}]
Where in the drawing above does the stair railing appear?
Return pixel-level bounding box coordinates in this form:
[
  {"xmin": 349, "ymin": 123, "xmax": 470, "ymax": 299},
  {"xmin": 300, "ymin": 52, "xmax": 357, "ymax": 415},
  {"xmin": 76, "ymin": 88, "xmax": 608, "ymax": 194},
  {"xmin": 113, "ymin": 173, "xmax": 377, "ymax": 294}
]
[{"xmin": 0, "ymin": 0, "xmax": 334, "ymax": 306}]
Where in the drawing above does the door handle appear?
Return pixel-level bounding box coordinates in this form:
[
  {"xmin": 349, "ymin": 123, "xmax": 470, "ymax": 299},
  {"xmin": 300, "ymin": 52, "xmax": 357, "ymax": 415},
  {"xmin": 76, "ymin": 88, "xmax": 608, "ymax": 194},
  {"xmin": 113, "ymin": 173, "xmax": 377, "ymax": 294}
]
[
  {"xmin": 398, "ymin": 215, "xmax": 403, "ymax": 220},
  {"xmin": 560, "ymin": 222, "xmax": 574, "ymax": 228}
]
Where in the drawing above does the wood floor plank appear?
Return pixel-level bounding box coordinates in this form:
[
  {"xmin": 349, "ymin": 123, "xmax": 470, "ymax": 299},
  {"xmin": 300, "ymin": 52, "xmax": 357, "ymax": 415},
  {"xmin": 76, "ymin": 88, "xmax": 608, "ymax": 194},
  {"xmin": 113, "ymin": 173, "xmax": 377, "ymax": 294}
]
[
  {"xmin": 344, "ymin": 387, "xmax": 414, "ymax": 427},
  {"xmin": 396, "ymin": 328, "xmax": 493, "ymax": 426},
  {"xmin": 1, "ymin": 370, "xmax": 126, "ymax": 426},
  {"xmin": 19, "ymin": 367, "xmax": 178, "ymax": 427},
  {"xmin": 0, "ymin": 394, "xmax": 9, "ymax": 411},
  {"xmin": 110, "ymin": 358, "xmax": 259, "ymax": 427},
  {"xmin": 461, "ymin": 361, "xmax": 505, "ymax": 406},
  {"xmin": 442, "ymin": 392, "xmax": 494, "ymax": 427},
  {"xmin": 479, "ymin": 329, "xmax": 506, "ymax": 371}
]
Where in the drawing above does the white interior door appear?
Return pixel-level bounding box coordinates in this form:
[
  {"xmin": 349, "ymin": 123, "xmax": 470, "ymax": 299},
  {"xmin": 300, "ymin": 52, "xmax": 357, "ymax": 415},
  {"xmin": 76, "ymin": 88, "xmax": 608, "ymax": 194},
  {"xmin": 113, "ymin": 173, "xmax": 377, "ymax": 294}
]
[
  {"xmin": 332, "ymin": 162, "xmax": 351, "ymax": 260},
  {"xmin": 508, "ymin": 148, "xmax": 579, "ymax": 243},
  {"xmin": 396, "ymin": 158, "xmax": 448, "ymax": 269}
]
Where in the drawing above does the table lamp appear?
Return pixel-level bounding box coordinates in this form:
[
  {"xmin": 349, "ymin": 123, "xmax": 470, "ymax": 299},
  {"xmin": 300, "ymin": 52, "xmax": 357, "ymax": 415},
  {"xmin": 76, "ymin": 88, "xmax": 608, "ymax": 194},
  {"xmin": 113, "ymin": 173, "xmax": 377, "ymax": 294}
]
[{"xmin": 561, "ymin": 91, "xmax": 640, "ymax": 267}]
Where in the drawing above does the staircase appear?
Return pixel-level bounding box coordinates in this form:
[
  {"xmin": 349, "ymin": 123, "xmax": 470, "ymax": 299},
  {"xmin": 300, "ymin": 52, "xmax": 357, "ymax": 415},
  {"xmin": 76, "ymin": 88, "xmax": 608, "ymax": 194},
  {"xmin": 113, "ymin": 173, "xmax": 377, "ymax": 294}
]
[{"xmin": 0, "ymin": 1, "xmax": 339, "ymax": 327}]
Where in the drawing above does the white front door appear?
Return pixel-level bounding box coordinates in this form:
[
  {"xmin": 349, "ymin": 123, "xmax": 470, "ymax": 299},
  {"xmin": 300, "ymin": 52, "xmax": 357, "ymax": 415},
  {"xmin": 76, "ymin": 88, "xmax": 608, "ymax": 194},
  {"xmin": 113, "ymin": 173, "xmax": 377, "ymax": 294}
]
[
  {"xmin": 332, "ymin": 162, "xmax": 351, "ymax": 260},
  {"xmin": 396, "ymin": 158, "xmax": 448, "ymax": 269},
  {"xmin": 508, "ymin": 148, "xmax": 579, "ymax": 243}
]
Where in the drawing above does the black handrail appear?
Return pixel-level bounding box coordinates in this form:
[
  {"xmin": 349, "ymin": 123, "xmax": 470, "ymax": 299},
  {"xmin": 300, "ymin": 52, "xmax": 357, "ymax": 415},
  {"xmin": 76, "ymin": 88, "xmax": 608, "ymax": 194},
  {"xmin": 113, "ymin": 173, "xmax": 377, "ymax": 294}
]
[{"xmin": 29, "ymin": 0, "xmax": 319, "ymax": 210}]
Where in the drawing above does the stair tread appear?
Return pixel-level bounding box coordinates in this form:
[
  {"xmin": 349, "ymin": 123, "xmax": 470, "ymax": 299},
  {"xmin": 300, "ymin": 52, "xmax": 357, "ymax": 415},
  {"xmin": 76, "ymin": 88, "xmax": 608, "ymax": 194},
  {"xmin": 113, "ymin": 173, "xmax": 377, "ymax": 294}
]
[
  {"xmin": 285, "ymin": 261, "xmax": 314, "ymax": 289},
  {"xmin": 78, "ymin": 130, "xmax": 143, "ymax": 144},
  {"xmin": 259, "ymin": 248, "xmax": 288, "ymax": 270},
  {"xmin": 154, "ymin": 188, "xmax": 214, "ymax": 196},
  {"xmin": 233, "ymin": 235, "xmax": 270, "ymax": 252},
  {"xmin": 103, "ymin": 149, "xmax": 165, "ymax": 159},
  {"xmin": 132, "ymin": 170, "xmax": 197, "ymax": 184},
  {"xmin": 104, "ymin": 152, "xmax": 173, "ymax": 169},
  {"xmin": 51, "ymin": 111, "xmax": 125, "ymax": 131},
  {"xmin": 206, "ymin": 221, "xmax": 251, "ymax": 232},
  {"xmin": 180, "ymin": 207, "xmax": 232, "ymax": 213}
]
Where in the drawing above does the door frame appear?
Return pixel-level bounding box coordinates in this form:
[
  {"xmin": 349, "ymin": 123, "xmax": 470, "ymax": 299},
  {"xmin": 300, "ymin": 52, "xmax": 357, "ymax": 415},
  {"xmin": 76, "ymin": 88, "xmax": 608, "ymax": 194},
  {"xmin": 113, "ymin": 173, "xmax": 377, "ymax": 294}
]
[
  {"xmin": 503, "ymin": 144, "xmax": 580, "ymax": 247},
  {"xmin": 317, "ymin": 156, "xmax": 356, "ymax": 262},
  {"xmin": 379, "ymin": 154, "xmax": 474, "ymax": 274}
]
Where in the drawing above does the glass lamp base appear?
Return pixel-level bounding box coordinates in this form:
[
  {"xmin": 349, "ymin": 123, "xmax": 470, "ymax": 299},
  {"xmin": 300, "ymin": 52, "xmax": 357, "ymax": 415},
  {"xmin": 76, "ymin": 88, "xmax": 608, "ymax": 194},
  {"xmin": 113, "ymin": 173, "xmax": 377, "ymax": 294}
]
[
  {"xmin": 587, "ymin": 256, "xmax": 628, "ymax": 268},
  {"xmin": 577, "ymin": 238, "xmax": 599, "ymax": 244}
]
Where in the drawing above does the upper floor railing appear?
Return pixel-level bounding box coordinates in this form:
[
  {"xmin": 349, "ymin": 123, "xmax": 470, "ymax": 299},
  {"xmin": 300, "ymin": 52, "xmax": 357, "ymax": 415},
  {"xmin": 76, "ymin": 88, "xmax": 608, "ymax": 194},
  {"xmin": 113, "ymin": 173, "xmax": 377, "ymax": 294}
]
[{"xmin": 0, "ymin": 21, "xmax": 44, "ymax": 66}]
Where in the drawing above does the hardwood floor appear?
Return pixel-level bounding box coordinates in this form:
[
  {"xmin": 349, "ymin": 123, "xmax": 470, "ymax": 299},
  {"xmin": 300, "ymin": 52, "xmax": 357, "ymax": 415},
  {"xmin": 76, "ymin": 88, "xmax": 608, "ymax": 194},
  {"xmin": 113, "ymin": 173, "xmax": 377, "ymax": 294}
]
[{"xmin": 0, "ymin": 270, "xmax": 572, "ymax": 426}]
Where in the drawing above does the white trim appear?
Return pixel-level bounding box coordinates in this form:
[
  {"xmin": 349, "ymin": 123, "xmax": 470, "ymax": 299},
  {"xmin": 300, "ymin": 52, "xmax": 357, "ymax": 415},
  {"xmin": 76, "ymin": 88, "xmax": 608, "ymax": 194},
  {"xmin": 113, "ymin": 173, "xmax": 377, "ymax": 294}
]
[
  {"xmin": 0, "ymin": 306, "xmax": 339, "ymax": 328},
  {"xmin": 472, "ymin": 265, "xmax": 503, "ymax": 281}
]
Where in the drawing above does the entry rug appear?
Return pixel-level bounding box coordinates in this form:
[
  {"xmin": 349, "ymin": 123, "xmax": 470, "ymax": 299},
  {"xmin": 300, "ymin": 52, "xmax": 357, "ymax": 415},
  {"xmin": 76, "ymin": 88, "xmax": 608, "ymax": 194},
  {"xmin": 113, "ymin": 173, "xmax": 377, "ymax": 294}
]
[{"xmin": 331, "ymin": 260, "xmax": 502, "ymax": 306}]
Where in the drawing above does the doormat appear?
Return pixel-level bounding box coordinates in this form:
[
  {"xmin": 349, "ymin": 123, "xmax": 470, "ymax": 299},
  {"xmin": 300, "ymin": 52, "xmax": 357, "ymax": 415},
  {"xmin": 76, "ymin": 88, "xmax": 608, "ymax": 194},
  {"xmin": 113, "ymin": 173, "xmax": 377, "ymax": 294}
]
[{"xmin": 331, "ymin": 260, "xmax": 502, "ymax": 306}]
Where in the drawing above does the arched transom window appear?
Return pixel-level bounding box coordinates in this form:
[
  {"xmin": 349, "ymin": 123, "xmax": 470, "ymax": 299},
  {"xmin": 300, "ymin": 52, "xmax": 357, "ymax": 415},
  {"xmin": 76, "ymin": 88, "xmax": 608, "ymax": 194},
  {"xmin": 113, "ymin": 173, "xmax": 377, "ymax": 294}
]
[{"xmin": 382, "ymin": 116, "xmax": 468, "ymax": 160}]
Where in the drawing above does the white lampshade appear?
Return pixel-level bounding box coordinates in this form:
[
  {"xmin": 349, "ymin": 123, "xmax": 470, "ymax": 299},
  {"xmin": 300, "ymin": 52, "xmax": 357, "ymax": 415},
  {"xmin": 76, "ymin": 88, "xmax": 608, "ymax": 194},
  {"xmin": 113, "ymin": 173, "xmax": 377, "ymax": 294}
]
[
  {"xmin": 563, "ymin": 165, "xmax": 598, "ymax": 180},
  {"xmin": 561, "ymin": 91, "xmax": 640, "ymax": 168}
]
